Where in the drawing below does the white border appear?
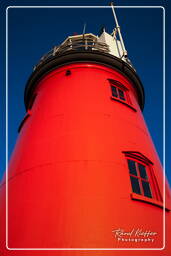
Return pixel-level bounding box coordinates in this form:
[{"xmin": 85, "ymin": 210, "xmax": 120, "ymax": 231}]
[{"xmin": 6, "ymin": 5, "xmax": 165, "ymax": 251}]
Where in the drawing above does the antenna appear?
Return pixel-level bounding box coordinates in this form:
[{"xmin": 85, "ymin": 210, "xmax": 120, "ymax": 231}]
[
  {"xmin": 110, "ymin": 2, "xmax": 127, "ymax": 58},
  {"xmin": 83, "ymin": 23, "xmax": 86, "ymax": 35}
]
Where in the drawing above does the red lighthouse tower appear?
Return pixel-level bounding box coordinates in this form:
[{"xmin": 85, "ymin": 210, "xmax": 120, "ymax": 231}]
[{"xmin": 0, "ymin": 4, "xmax": 171, "ymax": 256}]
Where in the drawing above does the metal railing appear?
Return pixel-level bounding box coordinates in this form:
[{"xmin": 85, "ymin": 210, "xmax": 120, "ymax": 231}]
[{"xmin": 33, "ymin": 34, "xmax": 110, "ymax": 70}]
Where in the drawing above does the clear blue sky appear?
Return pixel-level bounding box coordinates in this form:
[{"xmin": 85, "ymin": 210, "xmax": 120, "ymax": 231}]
[{"xmin": 0, "ymin": 0, "xmax": 170, "ymax": 186}]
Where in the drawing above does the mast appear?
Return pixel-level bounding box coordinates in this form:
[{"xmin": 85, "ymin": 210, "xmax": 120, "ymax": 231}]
[{"xmin": 110, "ymin": 2, "xmax": 128, "ymax": 58}]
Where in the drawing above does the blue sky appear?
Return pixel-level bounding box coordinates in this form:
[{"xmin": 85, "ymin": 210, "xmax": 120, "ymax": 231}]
[{"xmin": 0, "ymin": 0, "xmax": 170, "ymax": 186}]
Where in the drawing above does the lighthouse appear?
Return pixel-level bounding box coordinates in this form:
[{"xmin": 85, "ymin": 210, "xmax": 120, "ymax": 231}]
[{"xmin": 0, "ymin": 3, "xmax": 171, "ymax": 256}]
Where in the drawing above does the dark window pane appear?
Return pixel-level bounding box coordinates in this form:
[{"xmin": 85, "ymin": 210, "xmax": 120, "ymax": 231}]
[
  {"xmin": 128, "ymin": 160, "xmax": 137, "ymax": 176},
  {"xmin": 138, "ymin": 164, "xmax": 148, "ymax": 179},
  {"xmin": 111, "ymin": 86, "xmax": 118, "ymax": 97},
  {"xmin": 118, "ymin": 89, "xmax": 125, "ymax": 101},
  {"xmin": 130, "ymin": 176, "xmax": 141, "ymax": 195},
  {"xmin": 142, "ymin": 181, "xmax": 152, "ymax": 198}
]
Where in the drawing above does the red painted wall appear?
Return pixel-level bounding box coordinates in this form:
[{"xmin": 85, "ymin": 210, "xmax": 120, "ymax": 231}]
[{"xmin": 0, "ymin": 62, "xmax": 170, "ymax": 255}]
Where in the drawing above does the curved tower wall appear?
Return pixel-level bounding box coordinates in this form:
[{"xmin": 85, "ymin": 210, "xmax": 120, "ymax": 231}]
[{"xmin": 0, "ymin": 60, "xmax": 170, "ymax": 253}]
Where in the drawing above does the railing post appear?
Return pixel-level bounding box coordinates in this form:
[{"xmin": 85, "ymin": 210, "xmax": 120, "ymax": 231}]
[
  {"xmin": 52, "ymin": 46, "xmax": 57, "ymax": 56},
  {"xmin": 85, "ymin": 39, "xmax": 88, "ymax": 50},
  {"xmin": 69, "ymin": 39, "xmax": 72, "ymax": 49}
]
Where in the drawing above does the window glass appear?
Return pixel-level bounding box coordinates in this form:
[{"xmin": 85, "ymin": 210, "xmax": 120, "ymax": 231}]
[
  {"xmin": 118, "ymin": 89, "xmax": 125, "ymax": 101},
  {"xmin": 128, "ymin": 159, "xmax": 137, "ymax": 176},
  {"xmin": 111, "ymin": 86, "xmax": 118, "ymax": 97},
  {"xmin": 130, "ymin": 176, "xmax": 141, "ymax": 195},
  {"xmin": 138, "ymin": 164, "xmax": 148, "ymax": 180},
  {"xmin": 142, "ymin": 181, "xmax": 152, "ymax": 198},
  {"xmin": 125, "ymin": 153, "xmax": 162, "ymax": 202}
]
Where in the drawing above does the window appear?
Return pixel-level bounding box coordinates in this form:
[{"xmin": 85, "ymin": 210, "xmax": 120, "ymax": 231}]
[
  {"xmin": 108, "ymin": 79, "xmax": 136, "ymax": 111},
  {"xmin": 111, "ymin": 85, "xmax": 126, "ymax": 101},
  {"xmin": 128, "ymin": 159, "xmax": 152, "ymax": 198},
  {"xmin": 123, "ymin": 151, "xmax": 162, "ymax": 203}
]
